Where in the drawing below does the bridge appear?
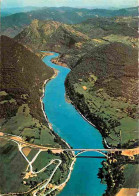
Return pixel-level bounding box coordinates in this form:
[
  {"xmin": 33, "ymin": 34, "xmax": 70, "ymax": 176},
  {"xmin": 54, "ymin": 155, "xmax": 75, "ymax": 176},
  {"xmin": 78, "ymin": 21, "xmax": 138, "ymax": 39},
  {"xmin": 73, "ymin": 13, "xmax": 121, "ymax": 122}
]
[
  {"xmin": 1, "ymin": 132, "xmax": 137, "ymax": 159},
  {"xmin": 51, "ymin": 148, "xmax": 125, "ymax": 158}
]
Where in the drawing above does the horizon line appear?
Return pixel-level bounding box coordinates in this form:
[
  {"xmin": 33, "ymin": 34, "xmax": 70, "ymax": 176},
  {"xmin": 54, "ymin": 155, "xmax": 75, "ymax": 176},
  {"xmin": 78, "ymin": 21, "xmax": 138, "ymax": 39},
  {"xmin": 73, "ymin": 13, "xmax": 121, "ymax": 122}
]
[{"xmin": 1, "ymin": 5, "xmax": 138, "ymax": 10}]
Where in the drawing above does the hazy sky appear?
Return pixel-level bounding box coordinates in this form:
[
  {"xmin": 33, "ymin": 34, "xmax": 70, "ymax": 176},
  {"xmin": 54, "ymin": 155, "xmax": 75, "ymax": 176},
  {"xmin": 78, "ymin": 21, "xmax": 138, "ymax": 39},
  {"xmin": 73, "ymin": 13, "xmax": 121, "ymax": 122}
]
[{"xmin": 1, "ymin": 0, "xmax": 138, "ymax": 9}]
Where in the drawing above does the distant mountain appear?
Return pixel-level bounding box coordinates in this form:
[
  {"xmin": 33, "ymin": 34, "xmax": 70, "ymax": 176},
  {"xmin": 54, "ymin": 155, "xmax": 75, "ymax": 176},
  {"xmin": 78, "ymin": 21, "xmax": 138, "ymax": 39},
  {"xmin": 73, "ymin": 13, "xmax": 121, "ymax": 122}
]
[
  {"xmin": 1, "ymin": 6, "xmax": 40, "ymax": 17},
  {"xmin": 14, "ymin": 16, "xmax": 138, "ymax": 54},
  {"xmin": 15, "ymin": 20, "xmax": 89, "ymax": 52},
  {"xmin": 1, "ymin": 11, "xmax": 12, "ymax": 17},
  {"xmin": 1, "ymin": 6, "xmax": 138, "ymax": 37},
  {"xmin": 73, "ymin": 17, "xmax": 138, "ymax": 38}
]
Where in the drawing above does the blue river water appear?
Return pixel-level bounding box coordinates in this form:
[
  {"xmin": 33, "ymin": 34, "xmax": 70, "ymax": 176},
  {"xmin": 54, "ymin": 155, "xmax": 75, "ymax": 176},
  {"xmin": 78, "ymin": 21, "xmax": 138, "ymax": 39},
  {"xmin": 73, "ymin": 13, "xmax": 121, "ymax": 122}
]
[{"xmin": 42, "ymin": 53, "xmax": 106, "ymax": 196}]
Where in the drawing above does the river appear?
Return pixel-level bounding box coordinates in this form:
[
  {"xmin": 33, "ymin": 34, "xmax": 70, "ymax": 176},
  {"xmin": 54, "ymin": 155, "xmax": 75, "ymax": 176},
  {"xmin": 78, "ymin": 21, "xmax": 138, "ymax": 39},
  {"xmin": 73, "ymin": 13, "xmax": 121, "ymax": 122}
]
[{"xmin": 42, "ymin": 52, "xmax": 106, "ymax": 196}]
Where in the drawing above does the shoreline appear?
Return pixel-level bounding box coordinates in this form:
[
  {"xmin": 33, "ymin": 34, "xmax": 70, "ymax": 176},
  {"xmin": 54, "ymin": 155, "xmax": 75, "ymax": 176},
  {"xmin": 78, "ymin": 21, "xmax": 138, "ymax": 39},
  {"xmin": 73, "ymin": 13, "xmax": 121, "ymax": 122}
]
[
  {"xmin": 40, "ymin": 53, "xmax": 76, "ymax": 194},
  {"xmin": 65, "ymin": 94, "xmax": 96, "ymax": 128},
  {"xmin": 51, "ymin": 58, "xmax": 68, "ymax": 68},
  {"xmin": 65, "ymin": 94, "xmax": 96, "ymax": 127},
  {"xmin": 40, "ymin": 67, "xmax": 58, "ymax": 128},
  {"xmin": 66, "ymin": 96, "xmax": 112, "ymax": 149},
  {"xmin": 65, "ymin": 93, "xmax": 112, "ymax": 149},
  {"xmin": 39, "ymin": 52, "xmax": 54, "ymax": 59}
]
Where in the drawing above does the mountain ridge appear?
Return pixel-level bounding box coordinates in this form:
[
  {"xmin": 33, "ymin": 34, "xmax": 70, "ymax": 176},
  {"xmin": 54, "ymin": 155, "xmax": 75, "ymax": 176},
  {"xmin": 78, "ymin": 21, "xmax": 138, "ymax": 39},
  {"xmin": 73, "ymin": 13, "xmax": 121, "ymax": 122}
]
[
  {"xmin": 15, "ymin": 19, "xmax": 89, "ymax": 52},
  {"xmin": 14, "ymin": 16, "xmax": 138, "ymax": 54},
  {"xmin": 1, "ymin": 6, "xmax": 138, "ymax": 37}
]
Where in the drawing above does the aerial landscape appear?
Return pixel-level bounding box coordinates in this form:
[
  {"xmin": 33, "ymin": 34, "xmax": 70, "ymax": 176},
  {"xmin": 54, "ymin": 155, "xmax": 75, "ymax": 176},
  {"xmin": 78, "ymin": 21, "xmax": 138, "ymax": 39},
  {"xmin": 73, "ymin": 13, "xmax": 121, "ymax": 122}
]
[{"xmin": 0, "ymin": 0, "xmax": 138, "ymax": 196}]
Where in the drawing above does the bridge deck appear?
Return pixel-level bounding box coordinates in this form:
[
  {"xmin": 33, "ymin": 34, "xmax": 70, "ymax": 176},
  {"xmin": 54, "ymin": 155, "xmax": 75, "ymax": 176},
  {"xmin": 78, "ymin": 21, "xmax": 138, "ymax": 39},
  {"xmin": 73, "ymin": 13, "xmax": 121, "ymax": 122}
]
[{"xmin": 51, "ymin": 148, "xmax": 126, "ymax": 152}]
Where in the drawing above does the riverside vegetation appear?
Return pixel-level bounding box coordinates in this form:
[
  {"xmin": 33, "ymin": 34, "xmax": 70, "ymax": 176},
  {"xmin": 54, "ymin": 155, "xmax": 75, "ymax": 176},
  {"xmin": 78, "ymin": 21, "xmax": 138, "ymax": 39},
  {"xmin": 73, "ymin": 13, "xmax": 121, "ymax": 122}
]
[{"xmin": 1, "ymin": 6, "xmax": 139, "ymax": 196}]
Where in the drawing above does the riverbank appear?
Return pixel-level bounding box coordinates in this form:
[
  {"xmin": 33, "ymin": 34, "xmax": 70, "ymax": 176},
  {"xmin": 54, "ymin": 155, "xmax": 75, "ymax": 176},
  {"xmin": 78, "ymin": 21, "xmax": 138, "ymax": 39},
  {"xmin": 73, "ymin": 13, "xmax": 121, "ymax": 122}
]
[
  {"xmin": 40, "ymin": 68, "xmax": 58, "ymax": 127},
  {"xmin": 36, "ymin": 52, "xmax": 54, "ymax": 59},
  {"xmin": 51, "ymin": 58, "xmax": 68, "ymax": 68},
  {"xmin": 65, "ymin": 94, "xmax": 96, "ymax": 128}
]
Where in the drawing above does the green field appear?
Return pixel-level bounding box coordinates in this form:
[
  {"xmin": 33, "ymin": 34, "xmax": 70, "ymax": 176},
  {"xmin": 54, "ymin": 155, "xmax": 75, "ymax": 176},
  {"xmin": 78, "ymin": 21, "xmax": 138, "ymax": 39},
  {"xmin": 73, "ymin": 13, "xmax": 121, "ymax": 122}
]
[{"xmin": 0, "ymin": 139, "xmax": 28, "ymax": 193}]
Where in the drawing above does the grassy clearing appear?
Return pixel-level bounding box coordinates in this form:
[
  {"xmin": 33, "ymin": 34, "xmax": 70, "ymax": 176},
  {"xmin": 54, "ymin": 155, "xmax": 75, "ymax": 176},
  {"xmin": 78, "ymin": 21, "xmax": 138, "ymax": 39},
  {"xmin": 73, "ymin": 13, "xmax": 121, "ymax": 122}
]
[
  {"xmin": 32, "ymin": 151, "xmax": 60, "ymax": 172},
  {"xmin": 123, "ymin": 164, "xmax": 139, "ymax": 188},
  {"xmin": 103, "ymin": 34, "xmax": 138, "ymax": 48},
  {"xmin": 25, "ymin": 164, "xmax": 56, "ymax": 187},
  {"xmin": 27, "ymin": 148, "xmax": 39, "ymax": 162},
  {"xmin": 0, "ymin": 104, "xmax": 59, "ymax": 147}
]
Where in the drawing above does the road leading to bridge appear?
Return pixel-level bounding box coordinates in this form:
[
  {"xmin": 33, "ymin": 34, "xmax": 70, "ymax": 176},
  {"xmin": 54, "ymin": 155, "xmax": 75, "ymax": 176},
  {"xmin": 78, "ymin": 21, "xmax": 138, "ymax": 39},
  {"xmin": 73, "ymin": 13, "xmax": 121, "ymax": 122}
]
[{"xmin": 1, "ymin": 132, "xmax": 138, "ymax": 157}]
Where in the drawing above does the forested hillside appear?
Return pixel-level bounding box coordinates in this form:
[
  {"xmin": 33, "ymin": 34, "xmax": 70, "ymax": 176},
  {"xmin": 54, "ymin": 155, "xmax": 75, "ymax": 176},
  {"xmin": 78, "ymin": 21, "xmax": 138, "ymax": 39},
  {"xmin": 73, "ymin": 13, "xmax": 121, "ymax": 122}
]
[{"xmin": 0, "ymin": 36, "xmax": 72, "ymax": 195}]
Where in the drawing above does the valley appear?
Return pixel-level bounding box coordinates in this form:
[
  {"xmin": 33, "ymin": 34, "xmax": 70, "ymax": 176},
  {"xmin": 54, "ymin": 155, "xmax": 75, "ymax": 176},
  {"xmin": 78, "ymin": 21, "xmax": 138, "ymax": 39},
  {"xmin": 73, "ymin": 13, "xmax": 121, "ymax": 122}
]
[{"xmin": 0, "ymin": 5, "xmax": 138, "ymax": 196}]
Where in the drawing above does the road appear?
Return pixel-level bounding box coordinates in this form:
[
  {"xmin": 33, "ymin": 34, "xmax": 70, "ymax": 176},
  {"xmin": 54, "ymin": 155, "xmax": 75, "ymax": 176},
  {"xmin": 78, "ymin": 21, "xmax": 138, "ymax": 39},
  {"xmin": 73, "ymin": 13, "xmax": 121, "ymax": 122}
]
[
  {"xmin": 0, "ymin": 132, "xmax": 135, "ymax": 153},
  {"xmin": 0, "ymin": 132, "xmax": 76, "ymax": 196}
]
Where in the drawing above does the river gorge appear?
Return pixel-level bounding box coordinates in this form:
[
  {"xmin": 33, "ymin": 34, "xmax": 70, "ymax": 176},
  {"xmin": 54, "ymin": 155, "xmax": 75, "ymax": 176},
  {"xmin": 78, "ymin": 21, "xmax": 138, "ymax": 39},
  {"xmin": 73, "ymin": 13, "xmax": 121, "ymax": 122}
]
[{"xmin": 42, "ymin": 52, "xmax": 107, "ymax": 196}]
